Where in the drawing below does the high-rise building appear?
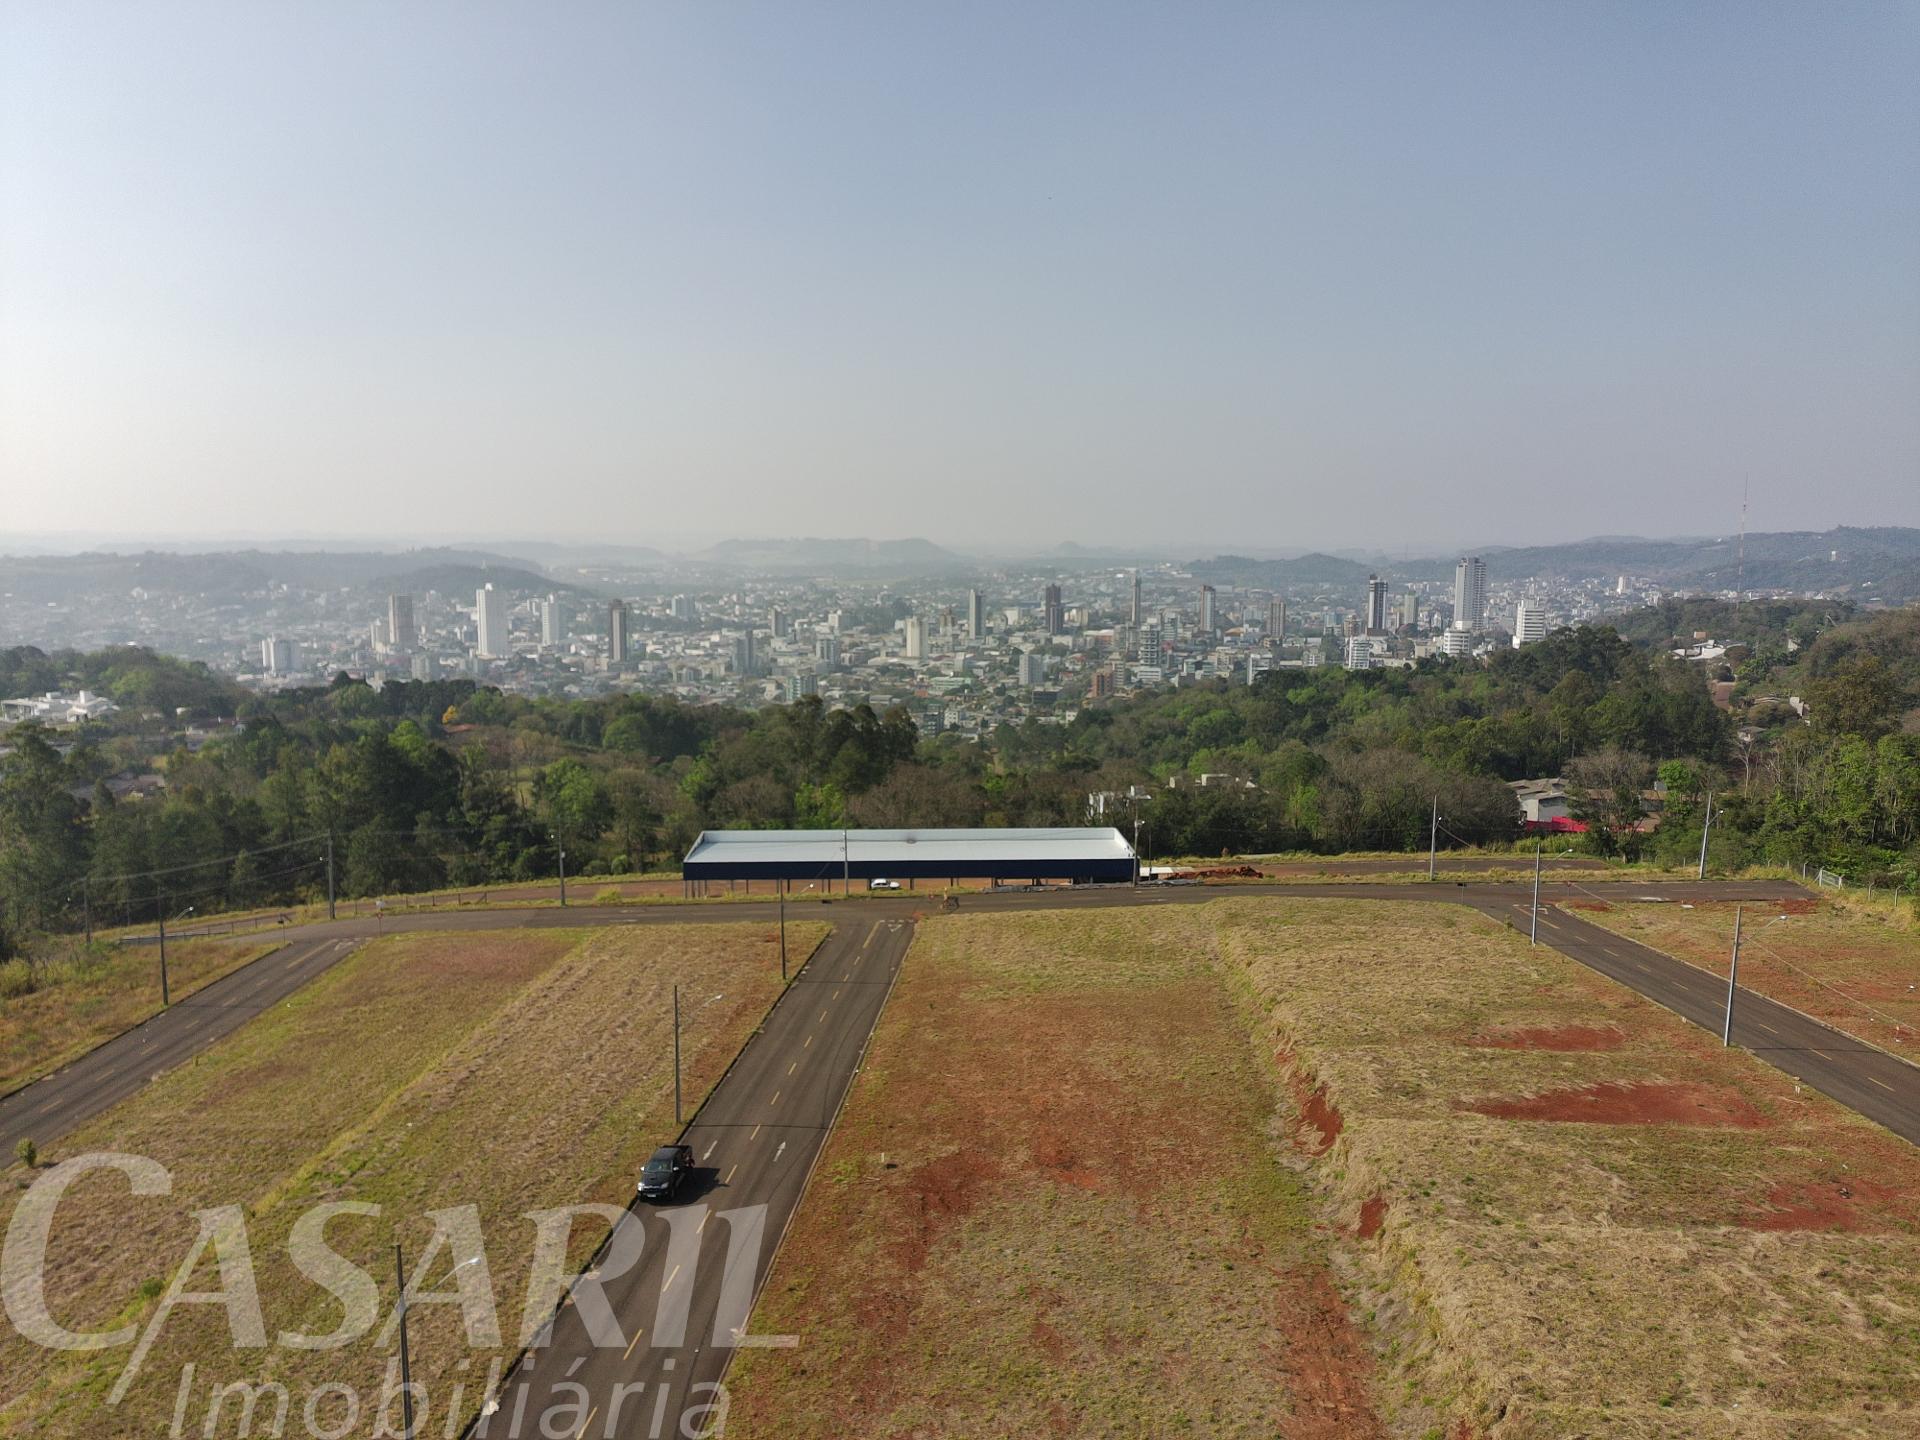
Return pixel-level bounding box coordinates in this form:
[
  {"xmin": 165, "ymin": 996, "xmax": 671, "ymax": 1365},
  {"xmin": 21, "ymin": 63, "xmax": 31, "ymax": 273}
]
[
  {"xmin": 369, "ymin": 618, "xmax": 390, "ymax": 652},
  {"xmin": 387, "ymin": 593, "xmax": 416, "ymax": 651},
  {"xmin": 1453, "ymin": 556, "xmax": 1488, "ymax": 633},
  {"xmin": 1513, "ymin": 601, "xmax": 1548, "ymax": 648},
  {"xmin": 1396, "ymin": 593, "xmax": 1418, "ymax": 630},
  {"xmin": 730, "ymin": 632, "xmax": 759, "ymax": 676},
  {"xmin": 1088, "ymin": 667, "xmax": 1115, "ymax": 700},
  {"xmin": 770, "ymin": 607, "xmax": 789, "ymax": 639},
  {"xmin": 1365, "ymin": 575, "xmax": 1389, "ymax": 635},
  {"xmin": 261, "ymin": 637, "xmax": 296, "ymax": 674},
  {"xmin": 1266, "ymin": 595, "xmax": 1286, "ymax": 645},
  {"xmin": 475, "ymin": 584, "xmax": 508, "ymax": 658},
  {"xmin": 540, "ymin": 594, "xmax": 563, "ymax": 648},
  {"xmin": 607, "ymin": 598, "xmax": 629, "ymax": 664},
  {"xmin": 670, "ymin": 594, "xmax": 696, "ymax": 623},
  {"xmin": 786, "ymin": 671, "xmax": 818, "ymax": 700},
  {"xmin": 1018, "ymin": 651, "xmax": 1048, "ymax": 688},
  {"xmin": 903, "ymin": 616, "xmax": 926, "ymax": 659},
  {"xmin": 1198, "ymin": 584, "xmax": 1217, "ymax": 637},
  {"xmin": 967, "ymin": 588, "xmax": 986, "ymax": 638},
  {"xmin": 1042, "ymin": 584, "xmax": 1064, "ymax": 634},
  {"xmin": 815, "ymin": 634, "xmax": 841, "ymax": 669},
  {"xmin": 1130, "ymin": 571, "xmax": 1143, "ymax": 626},
  {"xmin": 1345, "ymin": 636, "xmax": 1375, "ymax": 670},
  {"xmin": 1440, "ymin": 627, "xmax": 1476, "ymax": 658}
]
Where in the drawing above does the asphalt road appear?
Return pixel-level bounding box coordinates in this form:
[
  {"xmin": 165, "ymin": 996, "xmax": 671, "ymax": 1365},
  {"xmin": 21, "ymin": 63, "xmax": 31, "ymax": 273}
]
[
  {"xmin": 1476, "ymin": 893, "xmax": 1920, "ymax": 1143},
  {"xmin": 0, "ymin": 935, "xmax": 359, "ymax": 1160},
  {"xmin": 472, "ymin": 912, "xmax": 911, "ymax": 1439}
]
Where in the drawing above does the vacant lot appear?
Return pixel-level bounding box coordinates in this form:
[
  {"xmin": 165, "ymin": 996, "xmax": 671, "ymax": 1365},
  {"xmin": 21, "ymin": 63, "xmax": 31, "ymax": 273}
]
[
  {"xmin": 1214, "ymin": 897, "xmax": 1920, "ymax": 1438},
  {"xmin": 0, "ymin": 936, "xmax": 279, "ymax": 1093},
  {"xmin": 726, "ymin": 907, "xmax": 1385, "ymax": 1439},
  {"xmin": 1574, "ymin": 896, "xmax": 1920, "ymax": 1055},
  {"xmin": 0, "ymin": 919, "xmax": 824, "ymax": 1437}
]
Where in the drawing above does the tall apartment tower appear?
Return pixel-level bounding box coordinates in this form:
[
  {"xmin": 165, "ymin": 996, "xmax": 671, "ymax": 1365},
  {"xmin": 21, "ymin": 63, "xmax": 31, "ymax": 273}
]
[
  {"xmin": 1198, "ymin": 584, "xmax": 1218, "ymax": 637},
  {"xmin": 1267, "ymin": 595, "xmax": 1286, "ymax": 646},
  {"xmin": 1042, "ymin": 584, "xmax": 1064, "ymax": 634},
  {"xmin": 1513, "ymin": 601, "xmax": 1548, "ymax": 648},
  {"xmin": 1396, "ymin": 593, "xmax": 1418, "ymax": 630},
  {"xmin": 387, "ymin": 593, "xmax": 416, "ymax": 651},
  {"xmin": 261, "ymin": 637, "xmax": 295, "ymax": 674},
  {"xmin": 770, "ymin": 606, "xmax": 789, "ymax": 639},
  {"xmin": 1453, "ymin": 556, "xmax": 1488, "ymax": 633},
  {"xmin": 903, "ymin": 616, "xmax": 926, "ymax": 659},
  {"xmin": 1365, "ymin": 575, "xmax": 1389, "ymax": 635},
  {"xmin": 1130, "ymin": 571, "xmax": 1143, "ymax": 626},
  {"xmin": 540, "ymin": 594, "xmax": 563, "ymax": 648},
  {"xmin": 607, "ymin": 598, "xmax": 629, "ymax": 664},
  {"xmin": 475, "ymin": 584, "xmax": 508, "ymax": 659},
  {"xmin": 967, "ymin": 588, "xmax": 986, "ymax": 638}
]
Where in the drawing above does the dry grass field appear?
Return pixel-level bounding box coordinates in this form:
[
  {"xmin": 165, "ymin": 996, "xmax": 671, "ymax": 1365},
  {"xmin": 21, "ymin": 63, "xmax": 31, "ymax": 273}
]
[
  {"xmin": 0, "ymin": 919, "xmax": 824, "ymax": 1437},
  {"xmin": 0, "ymin": 937, "xmax": 279, "ymax": 1094},
  {"xmin": 1575, "ymin": 896, "xmax": 1920, "ymax": 1054},
  {"xmin": 1213, "ymin": 897, "xmax": 1920, "ymax": 1438},
  {"xmin": 725, "ymin": 907, "xmax": 1386, "ymax": 1440}
]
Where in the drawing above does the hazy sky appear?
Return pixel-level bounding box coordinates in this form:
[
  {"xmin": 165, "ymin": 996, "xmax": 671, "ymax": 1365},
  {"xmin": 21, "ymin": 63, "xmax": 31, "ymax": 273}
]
[{"xmin": 3, "ymin": 2, "xmax": 1917, "ymax": 554}]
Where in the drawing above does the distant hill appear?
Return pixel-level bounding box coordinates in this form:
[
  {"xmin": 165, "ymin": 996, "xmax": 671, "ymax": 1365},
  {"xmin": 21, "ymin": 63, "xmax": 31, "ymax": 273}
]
[
  {"xmin": 0, "ymin": 547, "xmax": 546, "ymax": 602},
  {"xmin": 368, "ymin": 563, "xmax": 599, "ymax": 599},
  {"xmin": 698, "ymin": 537, "xmax": 966, "ymax": 574},
  {"xmin": 1189, "ymin": 552, "xmax": 1377, "ymax": 587}
]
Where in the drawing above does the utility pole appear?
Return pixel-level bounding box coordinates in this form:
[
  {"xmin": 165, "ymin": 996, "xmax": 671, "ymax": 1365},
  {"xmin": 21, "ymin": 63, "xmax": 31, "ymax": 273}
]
[
  {"xmin": 556, "ymin": 829, "xmax": 567, "ymax": 907},
  {"xmin": 157, "ymin": 898, "xmax": 170, "ymax": 1008},
  {"xmin": 325, "ymin": 832, "xmax": 336, "ymax": 921},
  {"xmin": 1696, "ymin": 792, "xmax": 1714, "ymax": 880},
  {"xmin": 673, "ymin": 984, "xmax": 682, "ymax": 1125},
  {"xmin": 778, "ymin": 882, "xmax": 788, "ymax": 981},
  {"xmin": 1723, "ymin": 905, "xmax": 1743, "ymax": 1047},
  {"xmin": 842, "ymin": 828, "xmax": 850, "ymax": 895},
  {"xmin": 393, "ymin": 1244, "xmax": 416, "ymax": 1440},
  {"xmin": 1530, "ymin": 839, "xmax": 1542, "ymax": 946},
  {"xmin": 82, "ymin": 877, "xmax": 91, "ymax": 946},
  {"xmin": 1428, "ymin": 796, "xmax": 1438, "ymax": 880}
]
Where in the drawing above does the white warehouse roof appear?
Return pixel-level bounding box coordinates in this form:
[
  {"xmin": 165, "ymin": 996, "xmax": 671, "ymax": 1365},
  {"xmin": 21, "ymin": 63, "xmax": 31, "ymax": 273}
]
[{"xmin": 682, "ymin": 826, "xmax": 1135, "ymax": 881}]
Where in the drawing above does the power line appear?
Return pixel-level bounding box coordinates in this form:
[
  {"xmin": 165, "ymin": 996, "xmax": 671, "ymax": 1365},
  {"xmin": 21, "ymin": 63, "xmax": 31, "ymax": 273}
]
[{"xmin": 78, "ymin": 832, "xmax": 329, "ymax": 891}]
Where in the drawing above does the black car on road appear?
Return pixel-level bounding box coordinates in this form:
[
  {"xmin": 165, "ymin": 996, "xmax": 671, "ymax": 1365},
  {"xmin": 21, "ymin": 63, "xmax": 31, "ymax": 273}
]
[{"xmin": 637, "ymin": 1143, "xmax": 694, "ymax": 1201}]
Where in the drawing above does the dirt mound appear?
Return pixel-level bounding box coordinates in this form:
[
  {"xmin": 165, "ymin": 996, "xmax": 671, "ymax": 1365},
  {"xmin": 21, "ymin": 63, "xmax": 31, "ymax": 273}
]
[
  {"xmin": 1467, "ymin": 1024, "xmax": 1626, "ymax": 1051},
  {"xmin": 1459, "ymin": 1080, "xmax": 1770, "ymax": 1128}
]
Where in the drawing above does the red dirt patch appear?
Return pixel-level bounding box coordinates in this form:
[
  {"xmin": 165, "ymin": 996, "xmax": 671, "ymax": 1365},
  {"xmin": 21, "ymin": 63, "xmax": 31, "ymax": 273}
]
[
  {"xmin": 1355, "ymin": 1194, "xmax": 1388, "ymax": 1239},
  {"xmin": 890, "ymin": 1148, "xmax": 1001, "ymax": 1274},
  {"xmin": 1467, "ymin": 1024, "xmax": 1627, "ymax": 1052},
  {"xmin": 1029, "ymin": 1315, "xmax": 1069, "ymax": 1363},
  {"xmin": 1743, "ymin": 1178, "xmax": 1900, "ymax": 1233},
  {"xmin": 1460, "ymin": 1080, "xmax": 1770, "ymax": 1128},
  {"xmin": 1779, "ymin": 897, "xmax": 1820, "ymax": 914},
  {"xmin": 1278, "ymin": 1268, "xmax": 1387, "ymax": 1439},
  {"xmin": 1275, "ymin": 1043, "xmax": 1345, "ymax": 1154}
]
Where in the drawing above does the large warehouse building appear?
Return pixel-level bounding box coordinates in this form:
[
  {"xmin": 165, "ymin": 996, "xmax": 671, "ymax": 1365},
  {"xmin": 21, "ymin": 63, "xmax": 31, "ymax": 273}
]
[{"xmin": 681, "ymin": 826, "xmax": 1137, "ymax": 888}]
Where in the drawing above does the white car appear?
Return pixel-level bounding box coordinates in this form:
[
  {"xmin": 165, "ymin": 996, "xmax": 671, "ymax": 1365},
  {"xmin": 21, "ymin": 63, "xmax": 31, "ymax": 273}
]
[{"xmin": 867, "ymin": 877, "xmax": 902, "ymax": 891}]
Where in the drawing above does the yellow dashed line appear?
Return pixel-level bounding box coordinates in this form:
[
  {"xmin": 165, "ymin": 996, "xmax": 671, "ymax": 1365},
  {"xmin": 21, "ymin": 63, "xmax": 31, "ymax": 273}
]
[
  {"xmin": 724, "ymin": 1164, "xmax": 737, "ymax": 1184},
  {"xmin": 749, "ymin": 1124, "xmax": 760, "ymax": 1140},
  {"xmin": 788, "ymin": 1062, "xmax": 796, "ymax": 1076},
  {"xmin": 575, "ymin": 1406, "xmax": 597, "ymax": 1439},
  {"xmin": 622, "ymin": 1327, "xmax": 646, "ymax": 1359},
  {"xmin": 770, "ymin": 1090, "xmax": 780, "ymax": 1107}
]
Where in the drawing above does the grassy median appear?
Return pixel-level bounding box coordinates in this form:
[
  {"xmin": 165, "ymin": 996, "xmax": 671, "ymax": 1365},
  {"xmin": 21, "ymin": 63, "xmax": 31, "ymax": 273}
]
[
  {"xmin": 725, "ymin": 907, "xmax": 1387, "ymax": 1439},
  {"xmin": 0, "ymin": 919, "xmax": 826, "ymax": 1437}
]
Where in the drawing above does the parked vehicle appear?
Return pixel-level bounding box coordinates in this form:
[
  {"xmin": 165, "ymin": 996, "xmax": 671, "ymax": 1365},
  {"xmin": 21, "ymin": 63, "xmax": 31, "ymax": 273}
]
[{"xmin": 867, "ymin": 877, "xmax": 901, "ymax": 890}]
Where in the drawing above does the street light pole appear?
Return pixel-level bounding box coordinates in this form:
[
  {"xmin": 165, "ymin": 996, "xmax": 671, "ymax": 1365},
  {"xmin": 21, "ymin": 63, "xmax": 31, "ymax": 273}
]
[
  {"xmin": 393, "ymin": 1244, "xmax": 415, "ymax": 1440},
  {"xmin": 1697, "ymin": 792, "xmax": 1714, "ymax": 881},
  {"xmin": 556, "ymin": 830, "xmax": 567, "ymax": 907},
  {"xmin": 1428, "ymin": 795, "xmax": 1438, "ymax": 880},
  {"xmin": 842, "ymin": 828, "xmax": 850, "ymax": 895},
  {"xmin": 1723, "ymin": 905, "xmax": 1743, "ymax": 1046},
  {"xmin": 672, "ymin": 983, "xmax": 682, "ymax": 1125},
  {"xmin": 82, "ymin": 877, "xmax": 91, "ymax": 946},
  {"xmin": 326, "ymin": 831, "xmax": 336, "ymax": 922},
  {"xmin": 157, "ymin": 897, "xmax": 169, "ymax": 1008},
  {"xmin": 778, "ymin": 882, "xmax": 787, "ymax": 981},
  {"xmin": 1530, "ymin": 839, "xmax": 1542, "ymax": 946}
]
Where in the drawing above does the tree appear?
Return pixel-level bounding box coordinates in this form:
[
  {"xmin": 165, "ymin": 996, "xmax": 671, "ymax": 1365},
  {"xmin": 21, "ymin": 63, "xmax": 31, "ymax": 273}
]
[{"xmin": 1567, "ymin": 748, "xmax": 1653, "ymax": 859}]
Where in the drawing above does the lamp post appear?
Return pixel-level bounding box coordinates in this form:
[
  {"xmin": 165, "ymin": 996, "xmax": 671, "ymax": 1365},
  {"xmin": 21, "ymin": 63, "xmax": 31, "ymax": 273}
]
[
  {"xmin": 778, "ymin": 882, "xmax": 787, "ymax": 980},
  {"xmin": 1724, "ymin": 909, "xmax": 1789, "ymax": 1046},
  {"xmin": 1696, "ymin": 792, "xmax": 1714, "ymax": 881},
  {"xmin": 1428, "ymin": 795, "xmax": 1439, "ymax": 880},
  {"xmin": 1530, "ymin": 839, "xmax": 1542, "ymax": 945},
  {"xmin": 673, "ymin": 984, "xmax": 682, "ymax": 1125},
  {"xmin": 556, "ymin": 829, "xmax": 567, "ymax": 907},
  {"xmin": 156, "ymin": 899, "xmax": 194, "ymax": 1008}
]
